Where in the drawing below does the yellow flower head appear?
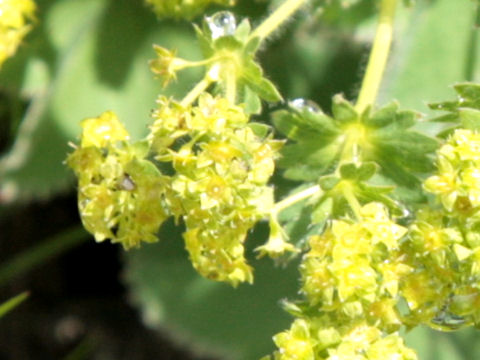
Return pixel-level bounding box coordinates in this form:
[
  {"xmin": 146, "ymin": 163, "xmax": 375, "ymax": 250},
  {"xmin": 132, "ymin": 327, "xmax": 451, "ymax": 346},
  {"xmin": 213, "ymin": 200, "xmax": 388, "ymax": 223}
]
[
  {"xmin": 302, "ymin": 203, "xmax": 407, "ymax": 313},
  {"xmin": 80, "ymin": 111, "xmax": 130, "ymax": 148},
  {"xmin": 425, "ymin": 129, "xmax": 480, "ymax": 213},
  {"xmin": 0, "ymin": 0, "xmax": 36, "ymax": 67}
]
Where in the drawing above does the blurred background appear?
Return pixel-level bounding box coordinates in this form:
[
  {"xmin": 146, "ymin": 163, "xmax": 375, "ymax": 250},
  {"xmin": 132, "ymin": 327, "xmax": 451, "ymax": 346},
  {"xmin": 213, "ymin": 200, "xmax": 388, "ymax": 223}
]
[{"xmin": 1, "ymin": 0, "xmax": 480, "ymax": 359}]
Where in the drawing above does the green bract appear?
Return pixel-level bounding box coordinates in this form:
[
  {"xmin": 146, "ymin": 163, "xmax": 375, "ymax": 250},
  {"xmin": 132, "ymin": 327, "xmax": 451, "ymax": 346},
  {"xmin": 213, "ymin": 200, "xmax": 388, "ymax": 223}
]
[{"xmin": 273, "ymin": 97, "xmax": 437, "ymax": 188}]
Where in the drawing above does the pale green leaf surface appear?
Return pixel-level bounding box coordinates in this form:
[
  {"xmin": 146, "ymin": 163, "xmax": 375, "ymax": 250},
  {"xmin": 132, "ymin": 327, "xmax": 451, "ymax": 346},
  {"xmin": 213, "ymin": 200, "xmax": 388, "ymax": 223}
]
[
  {"xmin": 382, "ymin": 0, "xmax": 478, "ymax": 114},
  {"xmin": 124, "ymin": 221, "xmax": 299, "ymax": 360},
  {"xmin": 404, "ymin": 326, "xmax": 480, "ymax": 360}
]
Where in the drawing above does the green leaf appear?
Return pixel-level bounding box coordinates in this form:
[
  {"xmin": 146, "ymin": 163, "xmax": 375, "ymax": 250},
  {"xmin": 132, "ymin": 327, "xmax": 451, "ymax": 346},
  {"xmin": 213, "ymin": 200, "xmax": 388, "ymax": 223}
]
[
  {"xmin": 0, "ymin": 292, "xmax": 29, "ymax": 319},
  {"xmin": 248, "ymin": 122, "xmax": 271, "ymax": 138},
  {"xmin": 273, "ymin": 96, "xmax": 436, "ymax": 187},
  {"xmin": 272, "ymin": 109, "xmax": 337, "ymax": 142},
  {"xmin": 357, "ymin": 162, "xmax": 377, "ymax": 181},
  {"xmin": 339, "ymin": 162, "xmax": 358, "ymax": 180},
  {"xmin": 356, "ymin": 182, "xmax": 403, "ymax": 216},
  {"xmin": 213, "ymin": 36, "xmax": 243, "ymax": 52},
  {"xmin": 454, "ymin": 83, "xmax": 480, "ymax": 101},
  {"xmin": 404, "ymin": 326, "xmax": 480, "ymax": 360},
  {"xmin": 124, "ymin": 220, "xmax": 300, "ymax": 360},
  {"xmin": 318, "ymin": 175, "xmax": 340, "ymax": 191},
  {"xmin": 429, "ymin": 83, "xmax": 480, "ymax": 134},
  {"xmin": 242, "ymin": 85, "xmax": 262, "ymax": 114},
  {"xmin": 234, "ymin": 18, "xmax": 251, "ymax": 43},
  {"xmin": 311, "ymin": 197, "xmax": 333, "ymax": 224},
  {"xmin": 0, "ymin": 0, "xmax": 201, "ymax": 202},
  {"xmin": 382, "ymin": 0, "xmax": 478, "ymax": 114},
  {"xmin": 242, "ymin": 60, "xmax": 282, "ymax": 102},
  {"xmin": 459, "ymin": 108, "xmax": 480, "ymax": 130},
  {"xmin": 331, "ymin": 94, "xmax": 357, "ymax": 123},
  {"xmin": 363, "ymin": 101, "xmax": 400, "ymax": 128}
]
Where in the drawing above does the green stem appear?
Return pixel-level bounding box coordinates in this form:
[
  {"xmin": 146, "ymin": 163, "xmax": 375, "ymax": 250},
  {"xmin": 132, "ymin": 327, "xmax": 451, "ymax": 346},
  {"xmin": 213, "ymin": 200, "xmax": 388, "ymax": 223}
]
[
  {"xmin": 355, "ymin": 0, "xmax": 398, "ymax": 113},
  {"xmin": 465, "ymin": 4, "xmax": 480, "ymax": 81},
  {"xmin": 271, "ymin": 185, "xmax": 321, "ymax": 215},
  {"xmin": 0, "ymin": 291, "xmax": 29, "ymax": 318},
  {"xmin": 0, "ymin": 226, "xmax": 88, "ymax": 287},
  {"xmin": 249, "ymin": 0, "xmax": 308, "ymax": 42},
  {"xmin": 180, "ymin": 77, "xmax": 212, "ymax": 107}
]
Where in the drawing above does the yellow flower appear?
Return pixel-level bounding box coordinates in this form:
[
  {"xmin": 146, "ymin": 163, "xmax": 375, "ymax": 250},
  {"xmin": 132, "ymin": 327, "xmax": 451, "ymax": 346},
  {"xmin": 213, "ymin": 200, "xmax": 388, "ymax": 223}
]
[
  {"xmin": 425, "ymin": 129, "xmax": 480, "ymax": 212},
  {"xmin": 301, "ymin": 203, "xmax": 409, "ymax": 317},
  {"xmin": 272, "ymin": 319, "xmax": 315, "ymax": 360},
  {"xmin": 400, "ymin": 270, "xmax": 445, "ymax": 322},
  {"xmin": 377, "ymin": 261, "xmax": 412, "ymax": 297},
  {"xmin": 0, "ymin": 0, "xmax": 35, "ymax": 67},
  {"xmin": 332, "ymin": 257, "xmax": 377, "ymax": 302},
  {"xmin": 367, "ymin": 333, "xmax": 418, "ymax": 360},
  {"xmin": 80, "ymin": 111, "xmax": 130, "ymax": 148},
  {"xmin": 367, "ymin": 298, "xmax": 402, "ymax": 329},
  {"xmin": 255, "ymin": 217, "xmax": 298, "ymax": 258}
]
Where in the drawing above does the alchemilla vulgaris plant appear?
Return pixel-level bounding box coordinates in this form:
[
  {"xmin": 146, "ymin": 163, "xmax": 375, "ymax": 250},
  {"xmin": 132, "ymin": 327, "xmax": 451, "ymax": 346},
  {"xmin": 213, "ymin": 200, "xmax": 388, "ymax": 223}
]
[{"xmin": 56, "ymin": 0, "xmax": 480, "ymax": 358}]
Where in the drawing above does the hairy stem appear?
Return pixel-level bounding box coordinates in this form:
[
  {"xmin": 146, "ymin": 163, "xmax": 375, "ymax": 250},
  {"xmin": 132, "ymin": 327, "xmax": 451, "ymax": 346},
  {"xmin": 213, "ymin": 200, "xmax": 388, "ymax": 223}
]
[
  {"xmin": 355, "ymin": 0, "xmax": 398, "ymax": 113},
  {"xmin": 271, "ymin": 185, "xmax": 321, "ymax": 215},
  {"xmin": 249, "ymin": 0, "xmax": 308, "ymax": 42}
]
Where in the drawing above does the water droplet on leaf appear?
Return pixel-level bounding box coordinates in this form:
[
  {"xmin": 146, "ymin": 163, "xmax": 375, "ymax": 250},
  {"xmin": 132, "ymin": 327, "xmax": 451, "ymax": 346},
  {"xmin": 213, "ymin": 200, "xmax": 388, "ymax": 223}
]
[
  {"xmin": 207, "ymin": 11, "xmax": 236, "ymax": 39},
  {"xmin": 289, "ymin": 98, "xmax": 320, "ymax": 113}
]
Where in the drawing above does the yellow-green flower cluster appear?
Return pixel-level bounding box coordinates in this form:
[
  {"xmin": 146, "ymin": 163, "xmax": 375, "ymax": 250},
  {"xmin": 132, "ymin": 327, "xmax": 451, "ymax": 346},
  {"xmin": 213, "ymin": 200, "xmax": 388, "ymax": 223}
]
[
  {"xmin": 266, "ymin": 203, "xmax": 417, "ymax": 359},
  {"xmin": 0, "ymin": 0, "xmax": 35, "ymax": 68},
  {"xmin": 402, "ymin": 128, "xmax": 480, "ymax": 328},
  {"xmin": 145, "ymin": 0, "xmax": 235, "ymax": 20},
  {"xmin": 267, "ymin": 316, "xmax": 416, "ymax": 360},
  {"xmin": 149, "ymin": 94, "xmax": 282, "ymax": 285},
  {"xmin": 401, "ymin": 209, "xmax": 460, "ymax": 325},
  {"xmin": 67, "ymin": 111, "xmax": 169, "ymax": 249},
  {"xmin": 301, "ymin": 203, "xmax": 409, "ymax": 324},
  {"xmin": 424, "ymin": 129, "xmax": 480, "ymax": 214}
]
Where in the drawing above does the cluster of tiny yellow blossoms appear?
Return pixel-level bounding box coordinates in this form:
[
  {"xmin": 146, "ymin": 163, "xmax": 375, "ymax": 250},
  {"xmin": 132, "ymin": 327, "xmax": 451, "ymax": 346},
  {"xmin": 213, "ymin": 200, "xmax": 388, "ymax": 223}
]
[
  {"xmin": 145, "ymin": 0, "xmax": 235, "ymax": 19},
  {"xmin": 148, "ymin": 94, "xmax": 282, "ymax": 285},
  {"xmin": 400, "ymin": 128, "xmax": 480, "ymax": 329},
  {"xmin": 0, "ymin": 0, "xmax": 35, "ymax": 67},
  {"xmin": 301, "ymin": 203, "xmax": 409, "ymax": 322},
  {"xmin": 424, "ymin": 129, "xmax": 480, "ymax": 214},
  {"xmin": 265, "ymin": 203, "xmax": 417, "ymax": 359},
  {"xmin": 268, "ymin": 317, "xmax": 416, "ymax": 360},
  {"xmin": 67, "ymin": 111, "xmax": 169, "ymax": 249},
  {"xmin": 67, "ymin": 94, "xmax": 282, "ymax": 285}
]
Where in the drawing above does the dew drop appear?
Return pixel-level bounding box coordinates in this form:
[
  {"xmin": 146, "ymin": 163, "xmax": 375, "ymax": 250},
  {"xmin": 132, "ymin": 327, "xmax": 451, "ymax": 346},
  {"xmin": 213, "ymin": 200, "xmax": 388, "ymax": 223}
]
[
  {"xmin": 207, "ymin": 11, "xmax": 236, "ymax": 40},
  {"xmin": 289, "ymin": 98, "xmax": 320, "ymax": 113}
]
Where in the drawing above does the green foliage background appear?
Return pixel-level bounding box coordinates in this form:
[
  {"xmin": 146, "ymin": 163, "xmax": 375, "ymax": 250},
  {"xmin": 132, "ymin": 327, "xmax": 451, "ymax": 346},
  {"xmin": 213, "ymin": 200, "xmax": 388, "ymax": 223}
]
[{"xmin": 1, "ymin": 0, "xmax": 480, "ymax": 359}]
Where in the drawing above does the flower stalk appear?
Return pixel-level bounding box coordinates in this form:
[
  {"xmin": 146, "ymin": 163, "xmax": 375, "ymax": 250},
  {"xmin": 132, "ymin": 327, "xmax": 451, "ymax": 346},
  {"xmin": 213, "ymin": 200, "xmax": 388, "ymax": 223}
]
[{"xmin": 355, "ymin": 0, "xmax": 398, "ymax": 113}]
